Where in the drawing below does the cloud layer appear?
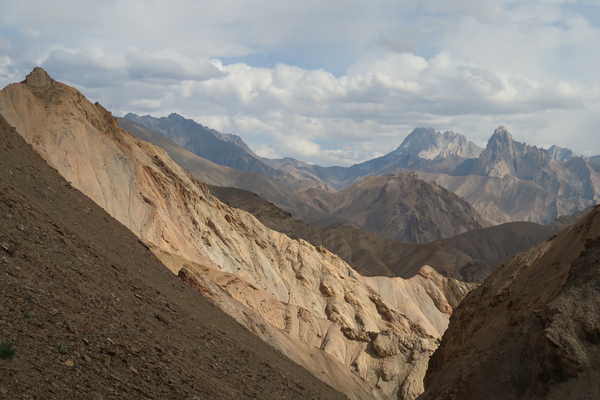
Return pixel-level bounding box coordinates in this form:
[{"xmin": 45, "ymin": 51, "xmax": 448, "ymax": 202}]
[{"xmin": 1, "ymin": 0, "xmax": 600, "ymax": 165}]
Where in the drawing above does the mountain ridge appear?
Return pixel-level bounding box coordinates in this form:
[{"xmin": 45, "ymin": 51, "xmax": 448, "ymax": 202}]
[
  {"xmin": 210, "ymin": 184, "xmax": 557, "ymax": 282},
  {"xmin": 121, "ymin": 116, "xmax": 486, "ymax": 243},
  {"xmin": 419, "ymin": 205, "xmax": 600, "ymax": 400}
]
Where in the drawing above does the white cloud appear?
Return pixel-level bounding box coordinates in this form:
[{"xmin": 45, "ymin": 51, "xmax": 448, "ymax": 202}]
[{"xmin": 1, "ymin": 0, "xmax": 600, "ymax": 165}]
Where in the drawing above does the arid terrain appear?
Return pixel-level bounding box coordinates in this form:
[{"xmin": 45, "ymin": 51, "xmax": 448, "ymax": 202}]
[
  {"xmin": 1, "ymin": 66, "xmax": 599, "ymax": 400},
  {"xmin": 0, "ymin": 114, "xmax": 345, "ymax": 400}
]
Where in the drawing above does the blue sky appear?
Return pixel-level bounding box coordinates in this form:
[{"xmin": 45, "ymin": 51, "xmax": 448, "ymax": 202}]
[{"xmin": 1, "ymin": 0, "xmax": 600, "ymax": 165}]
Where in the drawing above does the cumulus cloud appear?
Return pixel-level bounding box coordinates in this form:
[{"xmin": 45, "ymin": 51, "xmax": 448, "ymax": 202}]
[{"xmin": 1, "ymin": 0, "xmax": 600, "ymax": 164}]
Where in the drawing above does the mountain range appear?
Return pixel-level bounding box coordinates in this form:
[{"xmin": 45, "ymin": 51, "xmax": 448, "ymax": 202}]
[
  {"xmin": 210, "ymin": 184, "xmax": 557, "ymax": 282},
  {"xmin": 3, "ymin": 67, "xmax": 600, "ymax": 400},
  {"xmin": 121, "ymin": 116, "xmax": 488, "ymax": 243},
  {"xmin": 125, "ymin": 113, "xmax": 599, "ymax": 226}
]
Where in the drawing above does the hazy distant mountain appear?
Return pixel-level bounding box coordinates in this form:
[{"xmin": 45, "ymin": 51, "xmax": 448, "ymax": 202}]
[
  {"xmin": 124, "ymin": 112, "xmax": 284, "ymax": 178},
  {"xmin": 434, "ymin": 126, "xmax": 600, "ymax": 223},
  {"xmin": 263, "ymin": 128, "xmax": 483, "ymax": 188},
  {"xmin": 347, "ymin": 128, "xmax": 482, "ymax": 178}
]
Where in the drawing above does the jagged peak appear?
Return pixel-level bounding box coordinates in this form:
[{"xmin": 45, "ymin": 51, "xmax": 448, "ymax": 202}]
[
  {"xmin": 491, "ymin": 126, "xmax": 512, "ymax": 140},
  {"xmin": 168, "ymin": 112, "xmax": 185, "ymax": 120},
  {"xmin": 548, "ymin": 144, "xmax": 576, "ymax": 161},
  {"xmin": 392, "ymin": 127, "xmax": 482, "ymax": 160},
  {"xmin": 23, "ymin": 67, "xmax": 54, "ymax": 89}
]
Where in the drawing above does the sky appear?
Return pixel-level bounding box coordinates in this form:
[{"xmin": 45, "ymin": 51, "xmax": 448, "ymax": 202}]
[{"xmin": 1, "ymin": 0, "xmax": 600, "ymax": 165}]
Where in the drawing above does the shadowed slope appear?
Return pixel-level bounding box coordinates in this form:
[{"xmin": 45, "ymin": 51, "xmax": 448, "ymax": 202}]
[{"xmin": 419, "ymin": 206, "xmax": 600, "ymax": 400}]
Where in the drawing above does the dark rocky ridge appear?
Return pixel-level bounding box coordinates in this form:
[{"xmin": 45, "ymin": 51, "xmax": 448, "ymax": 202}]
[
  {"xmin": 419, "ymin": 206, "xmax": 600, "ymax": 400},
  {"xmin": 306, "ymin": 173, "xmax": 486, "ymax": 243}
]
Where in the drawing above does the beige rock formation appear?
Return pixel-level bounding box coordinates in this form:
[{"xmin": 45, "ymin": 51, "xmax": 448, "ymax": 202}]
[{"xmin": 0, "ymin": 68, "xmax": 473, "ymax": 399}]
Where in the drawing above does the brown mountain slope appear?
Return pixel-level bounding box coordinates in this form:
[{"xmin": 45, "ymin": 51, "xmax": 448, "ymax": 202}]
[
  {"xmin": 0, "ymin": 115, "xmax": 345, "ymax": 400},
  {"xmin": 301, "ymin": 174, "xmax": 487, "ymax": 243},
  {"xmin": 210, "ymin": 185, "xmax": 556, "ymax": 282},
  {"xmin": 419, "ymin": 206, "xmax": 600, "ymax": 400},
  {"xmin": 0, "ymin": 67, "xmax": 474, "ymax": 400}
]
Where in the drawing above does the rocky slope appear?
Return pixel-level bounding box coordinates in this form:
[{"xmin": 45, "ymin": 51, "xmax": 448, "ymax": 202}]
[
  {"xmin": 300, "ymin": 174, "xmax": 486, "ymax": 243},
  {"xmin": 419, "ymin": 206, "xmax": 600, "ymax": 400},
  {"xmin": 0, "ymin": 67, "xmax": 474, "ymax": 400},
  {"xmin": 211, "ymin": 185, "xmax": 556, "ymax": 281},
  {"xmin": 0, "ymin": 113, "xmax": 345, "ymax": 400}
]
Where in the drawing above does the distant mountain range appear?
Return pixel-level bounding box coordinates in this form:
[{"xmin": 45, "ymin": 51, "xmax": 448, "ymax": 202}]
[
  {"xmin": 125, "ymin": 113, "xmax": 285, "ymax": 180},
  {"xmin": 211, "ymin": 184, "xmax": 556, "ymax": 282},
  {"xmin": 124, "ymin": 113, "xmax": 599, "ymax": 225}
]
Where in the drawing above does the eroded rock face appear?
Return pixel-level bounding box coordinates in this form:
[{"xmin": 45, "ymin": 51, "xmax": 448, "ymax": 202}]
[
  {"xmin": 0, "ymin": 68, "xmax": 474, "ymax": 400},
  {"xmin": 419, "ymin": 206, "xmax": 600, "ymax": 400}
]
